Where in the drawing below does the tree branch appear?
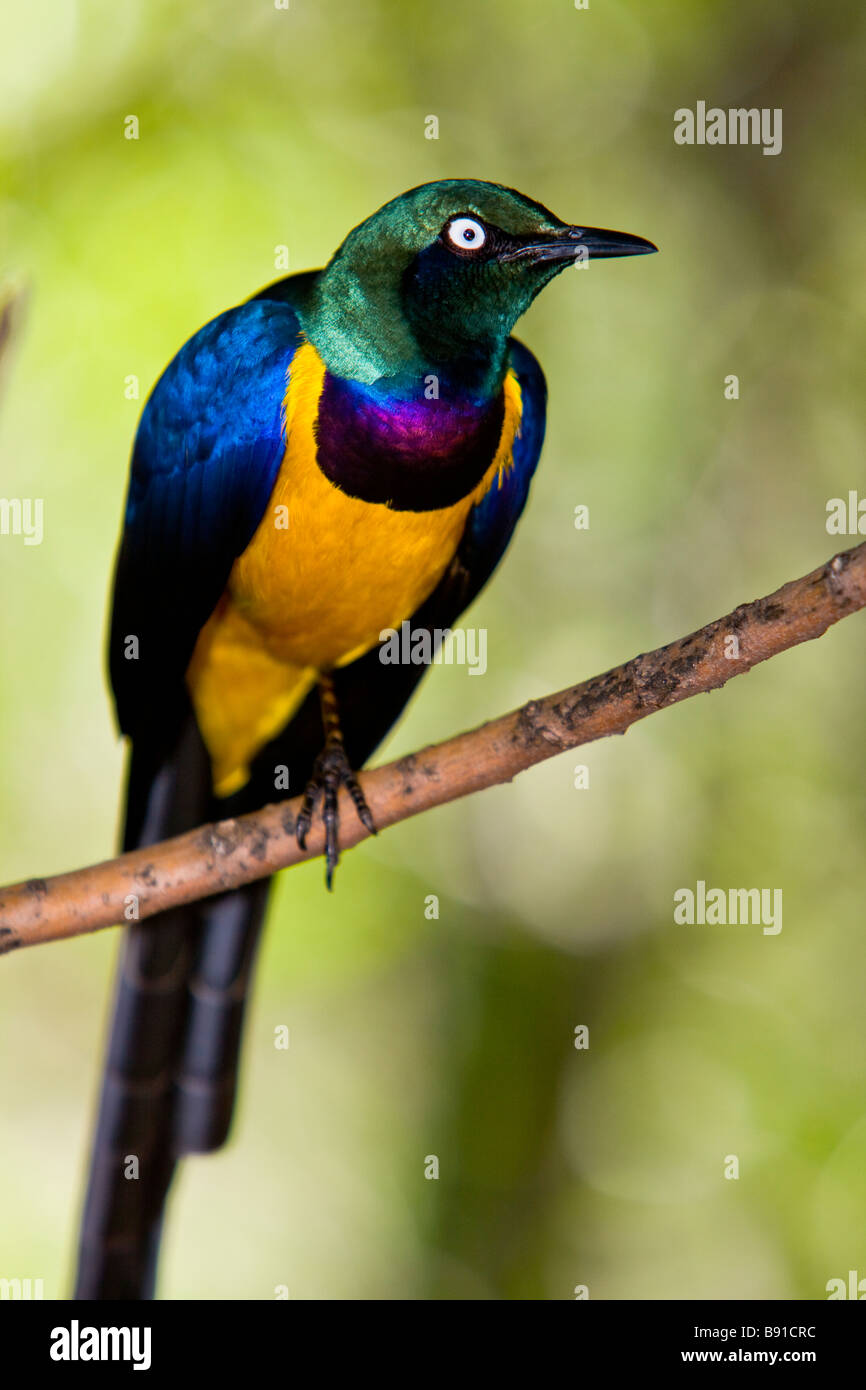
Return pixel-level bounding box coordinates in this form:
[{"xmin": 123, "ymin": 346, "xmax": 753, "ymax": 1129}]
[{"xmin": 2, "ymin": 541, "xmax": 864, "ymax": 953}]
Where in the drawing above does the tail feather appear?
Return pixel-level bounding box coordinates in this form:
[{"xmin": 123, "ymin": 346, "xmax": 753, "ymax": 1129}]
[
  {"xmin": 74, "ymin": 912, "xmax": 191, "ymax": 1299},
  {"xmin": 174, "ymin": 879, "xmax": 269, "ymax": 1154},
  {"xmin": 75, "ymin": 718, "xmax": 270, "ymax": 1299}
]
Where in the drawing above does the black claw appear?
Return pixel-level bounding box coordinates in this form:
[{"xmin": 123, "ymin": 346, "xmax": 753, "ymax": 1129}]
[
  {"xmin": 323, "ymin": 778, "xmax": 339, "ymax": 887},
  {"xmin": 295, "ymin": 742, "xmax": 376, "ymax": 885},
  {"xmin": 295, "ymin": 782, "xmax": 320, "ymax": 851},
  {"xmin": 344, "ymin": 773, "xmax": 377, "ymax": 836}
]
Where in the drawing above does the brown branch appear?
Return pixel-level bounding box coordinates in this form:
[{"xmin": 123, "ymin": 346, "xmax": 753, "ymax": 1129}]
[{"xmin": 2, "ymin": 542, "xmax": 864, "ymax": 953}]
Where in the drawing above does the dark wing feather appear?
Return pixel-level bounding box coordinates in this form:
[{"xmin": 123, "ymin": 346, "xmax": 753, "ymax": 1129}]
[{"xmin": 109, "ymin": 299, "xmax": 303, "ymax": 766}]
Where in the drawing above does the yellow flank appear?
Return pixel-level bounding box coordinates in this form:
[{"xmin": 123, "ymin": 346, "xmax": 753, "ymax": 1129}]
[{"xmin": 186, "ymin": 339, "xmax": 523, "ymax": 796}]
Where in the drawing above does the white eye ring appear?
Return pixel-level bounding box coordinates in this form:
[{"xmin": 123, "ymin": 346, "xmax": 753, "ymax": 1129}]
[{"xmin": 446, "ymin": 217, "xmax": 487, "ymax": 252}]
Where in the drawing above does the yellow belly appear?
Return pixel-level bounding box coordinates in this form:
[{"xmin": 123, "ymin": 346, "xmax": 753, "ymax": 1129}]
[{"xmin": 186, "ymin": 339, "xmax": 522, "ymax": 796}]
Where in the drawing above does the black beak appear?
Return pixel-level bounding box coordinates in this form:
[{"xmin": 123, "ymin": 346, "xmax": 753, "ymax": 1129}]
[
  {"xmin": 566, "ymin": 225, "xmax": 658, "ymax": 260},
  {"xmin": 500, "ymin": 225, "xmax": 658, "ymax": 264}
]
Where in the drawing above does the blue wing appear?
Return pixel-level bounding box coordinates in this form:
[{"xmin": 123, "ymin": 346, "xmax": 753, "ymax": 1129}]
[{"xmin": 109, "ymin": 298, "xmax": 305, "ymax": 752}]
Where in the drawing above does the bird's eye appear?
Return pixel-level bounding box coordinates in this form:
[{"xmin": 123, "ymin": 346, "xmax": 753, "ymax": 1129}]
[{"xmin": 445, "ymin": 216, "xmax": 488, "ymax": 254}]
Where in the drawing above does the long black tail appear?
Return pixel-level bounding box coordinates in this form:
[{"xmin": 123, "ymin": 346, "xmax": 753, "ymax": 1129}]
[
  {"xmin": 75, "ymin": 632, "xmax": 442, "ymax": 1298},
  {"xmin": 74, "ymin": 720, "xmax": 270, "ymax": 1299}
]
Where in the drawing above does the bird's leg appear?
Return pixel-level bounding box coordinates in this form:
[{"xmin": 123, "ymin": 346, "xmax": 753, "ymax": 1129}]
[{"xmin": 295, "ymin": 673, "xmax": 376, "ymax": 888}]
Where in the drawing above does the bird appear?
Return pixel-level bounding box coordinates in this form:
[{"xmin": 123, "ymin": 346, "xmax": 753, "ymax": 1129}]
[{"xmin": 74, "ymin": 179, "xmax": 656, "ymax": 1299}]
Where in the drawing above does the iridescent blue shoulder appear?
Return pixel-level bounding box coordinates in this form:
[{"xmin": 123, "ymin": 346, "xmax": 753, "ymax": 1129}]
[
  {"xmin": 461, "ymin": 336, "xmax": 546, "ymax": 574},
  {"xmin": 112, "ymin": 295, "xmax": 306, "ymax": 756}
]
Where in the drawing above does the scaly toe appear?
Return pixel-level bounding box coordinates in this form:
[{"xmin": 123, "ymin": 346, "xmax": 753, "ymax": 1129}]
[{"xmin": 295, "ymin": 744, "xmax": 374, "ymax": 883}]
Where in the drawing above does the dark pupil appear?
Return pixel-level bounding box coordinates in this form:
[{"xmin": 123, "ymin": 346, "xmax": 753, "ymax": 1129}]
[{"xmin": 463, "ymin": 227, "xmax": 476, "ymax": 241}]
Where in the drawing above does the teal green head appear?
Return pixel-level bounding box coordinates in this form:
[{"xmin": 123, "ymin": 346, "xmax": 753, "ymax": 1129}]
[{"xmin": 300, "ymin": 179, "xmax": 657, "ymax": 390}]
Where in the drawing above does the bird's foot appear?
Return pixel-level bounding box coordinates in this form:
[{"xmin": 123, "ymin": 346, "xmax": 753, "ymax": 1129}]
[{"xmin": 295, "ymin": 742, "xmax": 376, "ymax": 889}]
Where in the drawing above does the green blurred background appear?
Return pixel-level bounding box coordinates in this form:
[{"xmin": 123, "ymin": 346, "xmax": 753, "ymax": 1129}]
[{"xmin": 1, "ymin": 0, "xmax": 865, "ymax": 1300}]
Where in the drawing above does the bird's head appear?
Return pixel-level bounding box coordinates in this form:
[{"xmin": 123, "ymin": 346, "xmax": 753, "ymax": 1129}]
[{"xmin": 301, "ymin": 179, "xmax": 656, "ymax": 391}]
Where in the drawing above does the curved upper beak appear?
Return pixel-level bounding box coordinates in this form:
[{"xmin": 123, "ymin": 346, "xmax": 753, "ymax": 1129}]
[
  {"xmin": 500, "ymin": 225, "xmax": 658, "ymax": 264},
  {"xmin": 565, "ymin": 225, "xmax": 658, "ymax": 259}
]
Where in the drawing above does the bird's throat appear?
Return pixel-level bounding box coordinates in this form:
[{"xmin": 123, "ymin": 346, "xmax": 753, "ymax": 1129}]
[{"xmin": 315, "ymin": 370, "xmax": 507, "ymax": 511}]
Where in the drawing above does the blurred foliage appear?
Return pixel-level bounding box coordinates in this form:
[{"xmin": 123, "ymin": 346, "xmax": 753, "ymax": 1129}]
[{"xmin": 1, "ymin": 0, "xmax": 865, "ymax": 1299}]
